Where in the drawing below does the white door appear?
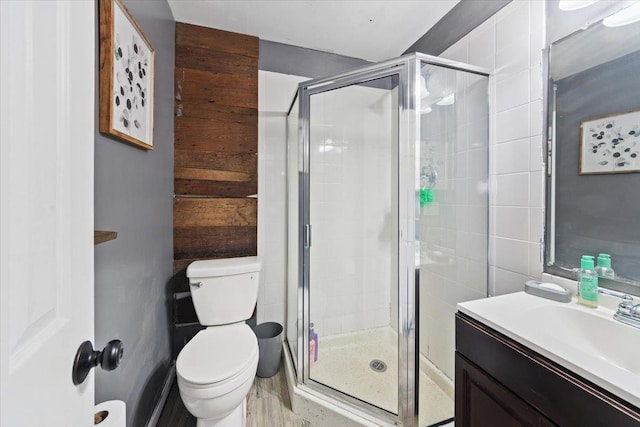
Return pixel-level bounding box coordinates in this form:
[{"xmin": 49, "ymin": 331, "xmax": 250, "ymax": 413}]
[{"xmin": 0, "ymin": 1, "xmax": 95, "ymax": 426}]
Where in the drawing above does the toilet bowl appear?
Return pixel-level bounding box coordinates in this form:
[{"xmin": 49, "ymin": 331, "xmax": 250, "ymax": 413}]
[
  {"xmin": 177, "ymin": 323, "xmax": 258, "ymax": 426},
  {"xmin": 176, "ymin": 257, "xmax": 261, "ymax": 427}
]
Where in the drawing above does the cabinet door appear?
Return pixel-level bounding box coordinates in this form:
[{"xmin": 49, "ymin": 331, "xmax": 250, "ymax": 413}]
[{"xmin": 456, "ymin": 353, "xmax": 556, "ymax": 427}]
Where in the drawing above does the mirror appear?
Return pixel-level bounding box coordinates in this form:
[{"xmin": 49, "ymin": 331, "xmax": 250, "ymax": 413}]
[{"xmin": 545, "ymin": 13, "xmax": 640, "ymax": 293}]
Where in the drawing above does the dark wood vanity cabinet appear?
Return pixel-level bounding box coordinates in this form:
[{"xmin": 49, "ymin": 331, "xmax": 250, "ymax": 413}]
[{"xmin": 455, "ymin": 312, "xmax": 640, "ymax": 427}]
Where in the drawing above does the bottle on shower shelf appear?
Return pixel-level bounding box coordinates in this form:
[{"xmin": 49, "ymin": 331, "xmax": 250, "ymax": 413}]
[
  {"xmin": 309, "ymin": 339, "xmax": 316, "ymax": 368},
  {"xmin": 310, "ymin": 323, "xmax": 318, "ymax": 363}
]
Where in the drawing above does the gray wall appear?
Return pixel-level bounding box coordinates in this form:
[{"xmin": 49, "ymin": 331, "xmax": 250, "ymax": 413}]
[{"xmin": 94, "ymin": 0, "xmax": 175, "ymax": 425}]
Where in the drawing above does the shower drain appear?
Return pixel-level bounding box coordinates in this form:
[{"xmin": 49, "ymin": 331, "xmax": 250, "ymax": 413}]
[{"xmin": 369, "ymin": 359, "xmax": 387, "ymax": 373}]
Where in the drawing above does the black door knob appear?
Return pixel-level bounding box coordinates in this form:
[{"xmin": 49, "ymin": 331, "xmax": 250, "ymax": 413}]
[
  {"xmin": 72, "ymin": 340, "xmax": 124, "ymax": 385},
  {"xmin": 101, "ymin": 340, "xmax": 124, "ymax": 371}
]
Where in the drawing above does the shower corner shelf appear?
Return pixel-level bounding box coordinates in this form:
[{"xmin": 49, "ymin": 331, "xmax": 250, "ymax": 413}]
[{"xmin": 94, "ymin": 230, "xmax": 118, "ymax": 245}]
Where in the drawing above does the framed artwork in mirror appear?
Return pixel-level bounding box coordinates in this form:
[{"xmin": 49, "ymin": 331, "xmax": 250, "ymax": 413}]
[
  {"xmin": 579, "ymin": 110, "xmax": 640, "ymax": 174},
  {"xmin": 99, "ymin": 0, "xmax": 155, "ymax": 150}
]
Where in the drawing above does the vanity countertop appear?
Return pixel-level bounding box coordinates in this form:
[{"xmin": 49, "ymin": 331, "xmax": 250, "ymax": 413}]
[{"xmin": 458, "ymin": 292, "xmax": 640, "ymax": 409}]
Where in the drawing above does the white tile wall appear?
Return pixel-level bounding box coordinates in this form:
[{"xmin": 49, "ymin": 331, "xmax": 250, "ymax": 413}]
[
  {"xmin": 494, "ymin": 207, "xmax": 529, "ymax": 240},
  {"xmin": 259, "ymin": 71, "xmax": 397, "ymax": 339},
  {"xmin": 308, "ymin": 84, "xmax": 396, "ymax": 337},
  {"xmin": 495, "ymin": 138, "xmax": 530, "ymax": 174},
  {"xmin": 440, "ymin": 0, "xmax": 546, "ymax": 297},
  {"xmin": 496, "ymin": 104, "xmax": 530, "ymax": 143},
  {"xmin": 494, "ymin": 173, "xmax": 529, "ymax": 207},
  {"xmin": 530, "ymin": 135, "xmax": 545, "ymax": 172},
  {"xmin": 258, "ymin": 71, "xmax": 307, "ymax": 329},
  {"xmin": 418, "ymin": 66, "xmax": 489, "ymax": 379},
  {"xmin": 418, "ymin": 0, "xmax": 547, "ymax": 376},
  {"xmin": 468, "ymin": 21, "xmax": 495, "ymax": 70},
  {"xmin": 496, "ymin": 69, "xmax": 529, "ymax": 112}
]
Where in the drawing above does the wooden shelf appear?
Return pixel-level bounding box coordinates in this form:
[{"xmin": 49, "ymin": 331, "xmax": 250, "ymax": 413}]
[{"xmin": 94, "ymin": 230, "xmax": 117, "ymax": 245}]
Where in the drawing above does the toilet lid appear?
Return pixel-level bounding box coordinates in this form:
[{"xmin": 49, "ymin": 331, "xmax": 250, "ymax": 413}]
[{"xmin": 177, "ymin": 323, "xmax": 258, "ymax": 385}]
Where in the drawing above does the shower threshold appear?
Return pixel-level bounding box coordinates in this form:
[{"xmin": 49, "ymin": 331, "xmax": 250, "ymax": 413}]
[{"xmin": 283, "ymin": 327, "xmax": 453, "ymax": 426}]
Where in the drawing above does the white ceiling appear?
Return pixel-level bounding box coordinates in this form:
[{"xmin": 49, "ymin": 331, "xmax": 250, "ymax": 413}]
[{"xmin": 168, "ymin": 0, "xmax": 460, "ymax": 62}]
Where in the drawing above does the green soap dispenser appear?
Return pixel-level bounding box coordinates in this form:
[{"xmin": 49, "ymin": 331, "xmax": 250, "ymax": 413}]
[
  {"xmin": 578, "ymin": 255, "xmax": 598, "ymax": 308},
  {"xmin": 595, "ymin": 254, "xmax": 615, "ymax": 279}
]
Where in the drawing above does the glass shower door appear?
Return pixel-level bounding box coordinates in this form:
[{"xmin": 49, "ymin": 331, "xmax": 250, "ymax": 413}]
[
  {"xmin": 287, "ymin": 54, "xmax": 490, "ymax": 427},
  {"xmin": 304, "ymin": 73, "xmax": 400, "ymax": 416},
  {"xmin": 417, "ymin": 61, "xmax": 489, "ymax": 427}
]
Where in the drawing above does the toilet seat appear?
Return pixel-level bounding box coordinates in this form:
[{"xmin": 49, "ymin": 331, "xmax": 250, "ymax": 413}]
[{"xmin": 177, "ymin": 323, "xmax": 258, "ymax": 387}]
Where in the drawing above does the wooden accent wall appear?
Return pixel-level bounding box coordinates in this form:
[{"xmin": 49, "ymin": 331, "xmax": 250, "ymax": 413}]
[{"xmin": 174, "ymin": 23, "xmax": 258, "ymax": 292}]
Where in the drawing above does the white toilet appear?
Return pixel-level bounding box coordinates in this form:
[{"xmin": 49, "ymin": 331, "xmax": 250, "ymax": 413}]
[{"xmin": 176, "ymin": 257, "xmax": 261, "ymax": 427}]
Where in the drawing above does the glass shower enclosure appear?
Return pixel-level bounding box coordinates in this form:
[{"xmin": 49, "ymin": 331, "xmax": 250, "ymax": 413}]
[{"xmin": 286, "ymin": 53, "xmax": 490, "ymax": 426}]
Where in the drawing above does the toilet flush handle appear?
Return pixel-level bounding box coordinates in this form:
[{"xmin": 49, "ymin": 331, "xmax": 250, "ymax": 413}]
[{"xmin": 190, "ymin": 282, "xmax": 203, "ymax": 288}]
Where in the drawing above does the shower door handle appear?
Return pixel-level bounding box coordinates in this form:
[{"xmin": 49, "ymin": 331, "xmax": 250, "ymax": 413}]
[{"xmin": 304, "ymin": 224, "xmax": 312, "ymax": 248}]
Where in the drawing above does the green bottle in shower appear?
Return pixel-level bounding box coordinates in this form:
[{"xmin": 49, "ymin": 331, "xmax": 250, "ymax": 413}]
[{"xmin": 419, "ymin": 188, "xmax": 433, "ymax": 208}]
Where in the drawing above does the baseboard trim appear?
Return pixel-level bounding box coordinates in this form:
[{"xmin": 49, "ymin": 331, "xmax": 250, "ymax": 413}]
[{"xmin": 146, "ymin": 362, "xmax": 176, "ymax": 427}]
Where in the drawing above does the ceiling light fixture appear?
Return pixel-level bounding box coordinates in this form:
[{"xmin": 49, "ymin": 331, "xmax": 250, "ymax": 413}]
[
  {"xmin": 421, "ymin": 105, "xmax": 432, "ymax": 114},
  {"xmin": 558, "ymin": 0, "xmax": 600, "ymax": 11},
  {"xmin": 436, "ymin": 94, "xmax": 455, "ymax": 106},
  {"xmin": 603, "ymin": 2, "xmax": 640, "ymax": 27},
  {"xmin": 420, "ymin": 76, "xmax": 430, "ymax": 99}
]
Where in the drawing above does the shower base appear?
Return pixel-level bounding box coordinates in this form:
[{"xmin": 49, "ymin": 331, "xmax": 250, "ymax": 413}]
[{"xmin": 284, "ymin": 327, "xmax": 453, "ymax": 426}]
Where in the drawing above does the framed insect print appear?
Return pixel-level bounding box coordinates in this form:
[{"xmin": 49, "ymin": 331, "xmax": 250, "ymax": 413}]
[
  {"xmin": 579, "ymin": 110, "xmax": 640, "ymax": 175},
  {"xmin": 99, "ymin": 0, "xmax": 155, "ymax": 150}
]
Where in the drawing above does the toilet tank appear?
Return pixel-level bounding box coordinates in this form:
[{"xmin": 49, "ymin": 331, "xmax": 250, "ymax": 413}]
[{"xmin": 186, "ymin": 257, "xmax": 261, "ymax": 326}]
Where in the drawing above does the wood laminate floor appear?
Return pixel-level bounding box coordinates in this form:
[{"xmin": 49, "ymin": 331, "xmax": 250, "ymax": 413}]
[{"xmin": 157, "ymin": 361, "xmax": 312, "ymax": 427}]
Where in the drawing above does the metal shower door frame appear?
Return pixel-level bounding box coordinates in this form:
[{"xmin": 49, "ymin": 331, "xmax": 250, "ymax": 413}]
[
  {"xmin": 293, "ymin": 52, "xmax": 491, "ymax": 427},
  {"xmin": 296, "ymin": 55, "xmax": 418, "ymax": 426}
]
